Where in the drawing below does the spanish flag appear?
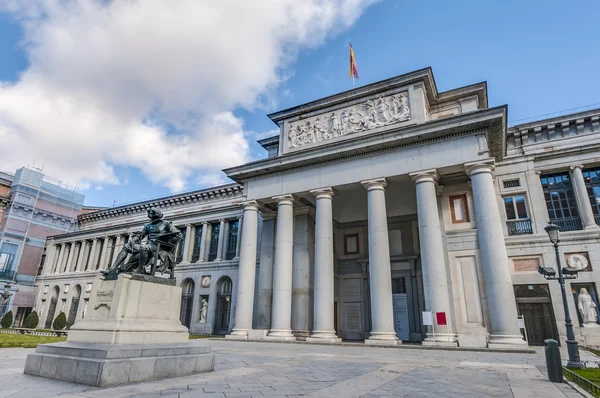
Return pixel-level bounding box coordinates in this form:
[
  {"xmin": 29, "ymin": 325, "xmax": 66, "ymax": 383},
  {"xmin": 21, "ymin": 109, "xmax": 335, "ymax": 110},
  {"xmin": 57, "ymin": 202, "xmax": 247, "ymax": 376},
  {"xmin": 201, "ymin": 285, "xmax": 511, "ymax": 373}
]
[{"xmin": 349, "ymin": 42, "xmax": 359, "ymax": 79}]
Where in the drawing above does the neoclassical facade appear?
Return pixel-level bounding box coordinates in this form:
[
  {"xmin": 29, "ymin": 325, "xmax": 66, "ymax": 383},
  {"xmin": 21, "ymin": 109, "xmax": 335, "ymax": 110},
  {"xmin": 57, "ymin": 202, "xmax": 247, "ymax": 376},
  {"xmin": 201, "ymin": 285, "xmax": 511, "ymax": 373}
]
[{"xmin": 33, "ymin": 67, "xmax": 600, "ymax": 348}]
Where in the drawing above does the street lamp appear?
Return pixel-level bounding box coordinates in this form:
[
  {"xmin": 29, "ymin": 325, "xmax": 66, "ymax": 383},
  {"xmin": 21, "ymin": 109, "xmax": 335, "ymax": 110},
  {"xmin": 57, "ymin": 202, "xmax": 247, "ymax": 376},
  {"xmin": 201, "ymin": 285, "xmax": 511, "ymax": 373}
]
[{"xmin": 538, "ymin": 223, "xmax": 584, "ymax": 369}]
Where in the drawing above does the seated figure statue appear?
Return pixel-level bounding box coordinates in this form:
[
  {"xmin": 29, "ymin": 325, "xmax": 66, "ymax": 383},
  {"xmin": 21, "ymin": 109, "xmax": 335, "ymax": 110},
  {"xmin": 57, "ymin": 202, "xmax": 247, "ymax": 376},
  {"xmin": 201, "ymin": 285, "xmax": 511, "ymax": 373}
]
[{"xmin": 101, "ymin": 208, "xmax": 183, "ymax": 279}]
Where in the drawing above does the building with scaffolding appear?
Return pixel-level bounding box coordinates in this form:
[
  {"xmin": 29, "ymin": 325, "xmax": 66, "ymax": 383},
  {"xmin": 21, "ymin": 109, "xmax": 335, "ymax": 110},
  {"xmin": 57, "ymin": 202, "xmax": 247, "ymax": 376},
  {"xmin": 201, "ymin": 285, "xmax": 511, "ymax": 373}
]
[{"xmin": 0, "ymin": 167, "xmax": 84, "ymax": 326}]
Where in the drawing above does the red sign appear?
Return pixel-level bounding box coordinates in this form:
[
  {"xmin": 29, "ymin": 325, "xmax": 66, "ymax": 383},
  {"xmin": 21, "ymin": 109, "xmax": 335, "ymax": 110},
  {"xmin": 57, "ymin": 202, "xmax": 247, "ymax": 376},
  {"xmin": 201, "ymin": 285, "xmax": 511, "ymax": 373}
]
[{"xmin": 436, "ymin": 312, "xmax": 447, "ymax": 326}]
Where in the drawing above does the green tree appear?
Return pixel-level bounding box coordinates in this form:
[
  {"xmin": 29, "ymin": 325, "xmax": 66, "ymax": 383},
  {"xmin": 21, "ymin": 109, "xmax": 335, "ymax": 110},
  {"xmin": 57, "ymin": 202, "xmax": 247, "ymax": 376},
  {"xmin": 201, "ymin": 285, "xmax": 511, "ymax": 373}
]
[
  {"xmin": 52, "ymin": 312, "xmax": 67, "ymax": 331},
  {"xmin": 23, "ymin": 311, "xmax": 39, "ymax": 329},
  {"xmin": 1, "ymin": 311, "xmax": 13, "ymax": 329}
]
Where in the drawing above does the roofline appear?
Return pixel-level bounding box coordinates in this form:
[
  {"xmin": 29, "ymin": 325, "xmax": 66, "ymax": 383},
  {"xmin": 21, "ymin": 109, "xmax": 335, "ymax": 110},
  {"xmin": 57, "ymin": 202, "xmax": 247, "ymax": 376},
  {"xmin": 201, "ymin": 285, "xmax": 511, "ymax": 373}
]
[
  {"xmin": 78, "ymin": 182, "xmax": 243, "ymax": 219},
  {"xmin": 257, "ymin": 135, "xmax": 279, "ymax": 149},
  {"xmin": 509, "ymin": 106, "xmax": 600, "ymax": 131}
]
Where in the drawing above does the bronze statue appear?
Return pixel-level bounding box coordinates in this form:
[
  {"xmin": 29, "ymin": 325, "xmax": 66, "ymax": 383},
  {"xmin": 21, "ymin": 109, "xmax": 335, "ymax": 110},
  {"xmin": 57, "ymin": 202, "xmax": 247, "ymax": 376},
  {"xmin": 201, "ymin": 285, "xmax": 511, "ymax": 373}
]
[{"xmin": 101, "ymin": 208, "xmax": 183, "ymax": 279}]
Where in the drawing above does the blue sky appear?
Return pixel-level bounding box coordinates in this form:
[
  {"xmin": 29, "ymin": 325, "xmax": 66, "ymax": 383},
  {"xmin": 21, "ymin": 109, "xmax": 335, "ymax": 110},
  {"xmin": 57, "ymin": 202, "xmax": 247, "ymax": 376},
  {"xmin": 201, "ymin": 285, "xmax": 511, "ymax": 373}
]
[{"xmin": 1, "ymin": 0, "xmax": 599, "ymax": 207}]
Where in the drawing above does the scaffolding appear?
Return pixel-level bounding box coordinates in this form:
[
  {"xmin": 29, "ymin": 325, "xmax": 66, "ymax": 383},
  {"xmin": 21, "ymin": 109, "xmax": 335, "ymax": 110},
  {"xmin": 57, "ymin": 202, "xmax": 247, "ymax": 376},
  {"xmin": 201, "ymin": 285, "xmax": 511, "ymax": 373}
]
[{"xmin": 0, "ymin": 167, "xmax": 84, "ymax": 288}]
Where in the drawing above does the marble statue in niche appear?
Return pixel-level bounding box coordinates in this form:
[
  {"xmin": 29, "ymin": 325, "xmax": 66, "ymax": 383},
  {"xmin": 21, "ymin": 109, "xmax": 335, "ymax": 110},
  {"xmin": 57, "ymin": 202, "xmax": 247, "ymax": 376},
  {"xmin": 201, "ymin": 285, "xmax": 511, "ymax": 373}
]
[
  {"xmin": 578, "ymin": 288, "xmax": 598, "ymax": 327},
  {"xmin": 200, "ymin": 297, "xmax": 208, "ymax": 323},
  {"xmin": 287, "ymin": 92, "xmax": 410, "ymax": 148}
]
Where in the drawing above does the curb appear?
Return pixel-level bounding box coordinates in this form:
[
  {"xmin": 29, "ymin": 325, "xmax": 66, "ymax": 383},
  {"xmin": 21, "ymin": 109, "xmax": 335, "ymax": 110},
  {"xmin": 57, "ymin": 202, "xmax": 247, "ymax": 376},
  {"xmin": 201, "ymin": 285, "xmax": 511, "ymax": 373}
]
[{"xmin": 209, "ymin": 337, "xmax": 536, "ymax": 354}]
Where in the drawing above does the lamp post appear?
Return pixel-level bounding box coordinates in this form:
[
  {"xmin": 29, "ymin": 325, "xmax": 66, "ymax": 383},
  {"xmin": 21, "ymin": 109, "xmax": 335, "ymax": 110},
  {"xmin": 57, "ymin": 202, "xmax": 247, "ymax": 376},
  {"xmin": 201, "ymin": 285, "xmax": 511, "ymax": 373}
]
[{"xmin": 540, "ymin": 223, "xmax": 584, "ymax": 369}]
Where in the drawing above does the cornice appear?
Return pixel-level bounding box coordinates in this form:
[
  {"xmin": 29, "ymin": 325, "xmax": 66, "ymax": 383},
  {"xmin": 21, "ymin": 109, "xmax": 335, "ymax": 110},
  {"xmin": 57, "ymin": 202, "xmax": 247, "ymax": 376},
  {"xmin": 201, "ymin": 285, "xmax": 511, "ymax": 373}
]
[{"xmin": 78, "ymin": 183, "xmax": 243, "ymax": 225}]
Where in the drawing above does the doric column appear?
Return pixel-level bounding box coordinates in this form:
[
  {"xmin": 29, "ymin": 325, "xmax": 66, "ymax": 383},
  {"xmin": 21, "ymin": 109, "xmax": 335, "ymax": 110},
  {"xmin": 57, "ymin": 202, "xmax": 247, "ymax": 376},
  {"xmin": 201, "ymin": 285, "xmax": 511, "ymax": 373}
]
[
  {"xmin": 361, "ymin": 178, "xmax": 399, "ymax": 345},
  {"xmin": 215, "ymin": 219, "xmax": 227, "ymax": 261},
  {"xmin": 410, "ymin": 170, "xmax": 456, "ymax": 346},
  {"xmin": 97, "ymin": 238, "xmax": 110, "ymax": 270},
  {"xmin": 234, "ymin": 216, "xmax": 243, "ymax": 259},
  {"xmin": 307, "ymin": 188, "xmax": 341, "ymax": 343},
  {"xmin": 570, "ymin": 165, "xmax": 600, "ymax": 229},
  {"xmin": 43, "ymin": 244, "xmax": 57, "ymax": 275},
  {"xmin": 255, "ymin": 211, "xmax": 276, "ymax": 329},
  {"xmin": 76, "ymin": 241, "xmax": 89, "ymax": 272},
  {"xmin": 266, "ymin": 194, "xmax": 296, "ymax": 340},
  {"xmin": 64, "ymin": 243, "xmax": 75, "ymax": 273},
  {"xmin": 198, "ymin": 222, "xmax": 210, "ymax": 262},
  {"xmin": 88, "ymin": 239, "xmax": 98, "ymax": 270},
  {"xmin": 228, "ymin": 201, "xmax": 259, "ymax": 339},
  {"xmin": 183, "ymin": 224, "xmax": 194, "ymax": 262},
  {"xmin": 54, "ymin": 243, "xmax": 66, "ymax": 274},
  {"xmin": 465, "ymin": 160, "xmax": 526, "ymax": 347}
]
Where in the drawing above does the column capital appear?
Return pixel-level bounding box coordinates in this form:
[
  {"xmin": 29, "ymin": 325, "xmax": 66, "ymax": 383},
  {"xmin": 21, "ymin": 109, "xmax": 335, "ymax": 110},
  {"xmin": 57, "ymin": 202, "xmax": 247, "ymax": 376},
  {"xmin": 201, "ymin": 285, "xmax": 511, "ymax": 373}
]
[
  {"xmin": 272, "ymin": 194, "xmax": 295, "ymax": 206},
  {"xmin": 570, "ymin": 164, "xmax": 585, "ymax": 171},
  {"xmin": 409, "ymin": 169, "xmax": 438, "ymax": 184},
  {"xmin": 464, "ymin": 159, "xmax": 495, "ymax": 176},
  {"xmin": 310, "ymin": 187, "xmax": 336, "ymax": 200},
  {"xmin": 361, "ymin": 178, "xmax": 387, "ymax": 191},
  {"xmin": 241, "ymin": 200, "xmax": 259, "ymax": 212}
]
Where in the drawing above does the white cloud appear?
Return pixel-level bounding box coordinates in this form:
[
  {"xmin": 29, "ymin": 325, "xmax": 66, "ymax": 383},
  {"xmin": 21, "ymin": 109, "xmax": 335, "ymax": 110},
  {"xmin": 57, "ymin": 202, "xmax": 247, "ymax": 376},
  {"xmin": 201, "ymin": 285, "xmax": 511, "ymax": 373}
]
[{"xmin": 0, "ymin": 0, "xmax": 378, "ymax": 192}]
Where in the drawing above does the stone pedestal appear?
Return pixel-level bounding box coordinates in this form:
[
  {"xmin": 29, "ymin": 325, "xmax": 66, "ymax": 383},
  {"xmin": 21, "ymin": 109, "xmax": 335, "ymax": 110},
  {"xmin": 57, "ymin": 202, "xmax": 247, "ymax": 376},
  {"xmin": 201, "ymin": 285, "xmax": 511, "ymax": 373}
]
[{"xmin": 24, "ymin": 273, "xmax": 214, "ymax": 386}]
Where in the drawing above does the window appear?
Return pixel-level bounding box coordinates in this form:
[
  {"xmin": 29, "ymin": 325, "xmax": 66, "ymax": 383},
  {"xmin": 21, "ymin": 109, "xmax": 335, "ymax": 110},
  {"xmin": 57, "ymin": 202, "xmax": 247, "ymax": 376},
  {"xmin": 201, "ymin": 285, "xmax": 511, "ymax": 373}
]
[
  {"xmin": 582, "ymin": 167, "xmax": 600, "ymax": 225},
  {"xmin": 391, "ymin": 277, "xmax": 406, "ymax": 294},
  {"xmin": 504, "ymin": 196, "xmax": 528, "ymax": 220},
  {"xmin": 191, "ymin": 225, "xmax": 203, "ymax": 262},
  {"xmin": 540, "ymin": 172, "xmax": 582, "ymax": 231},
  {"xmin": 226, "ymin": 220, "xmax": 239, "ymax": 260},
  {"xmin": 504, "ymin": 196, "xmax": 532, "ymax": 235},
  {"xmin": 37, "ymin": 253, "xmax": 46, "ymax": 276},
  {"xmin": 208, "ymin": 223, "xmax": 220, "ymax": 261},
  {"xmin": 503, "ymin": 179, "xmax": 521, "ymax": 189},
  {"xmin": 344, "ymin": 234, "xmax": 359, "ymax": 255},
  {"xmin": 15, "ymin": 193, "xmax": 33, "ymax": 206},
  {"xmin": 449, "ymin": 194, "xmax": 469, "ymax": 223},
  {"xmin": 0, "ymin": 243, "xmax": 18, "ymax": 279}
]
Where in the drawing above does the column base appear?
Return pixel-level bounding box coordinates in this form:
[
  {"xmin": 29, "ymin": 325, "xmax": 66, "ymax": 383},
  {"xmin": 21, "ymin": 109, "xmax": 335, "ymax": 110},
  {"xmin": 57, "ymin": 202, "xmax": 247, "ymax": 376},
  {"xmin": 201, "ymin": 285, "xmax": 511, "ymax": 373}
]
[
  {"xmin": 487, "ymin": 334, "xmax": 528, "ymax": 350},
  {"xmin": 306, "ymin": 330, "xmax": 341, "ymax": 343},
  {"xmin": 226, "ymin": 329, "xmax": 249, "ymax": 340},
  {"xmin": 265, "ymin": 329, "xmax": 296, "ymax": 341},
  {"xmin": 423, "ymin": 333, "xmax": 458, "ymax": 347},
  {"xmin": 365, "ymin": 332, "xmax": 399, "ymax": 345},
  {"xmin": 584, "ymin": 224, "xmax": 600, "ymax": 230}
]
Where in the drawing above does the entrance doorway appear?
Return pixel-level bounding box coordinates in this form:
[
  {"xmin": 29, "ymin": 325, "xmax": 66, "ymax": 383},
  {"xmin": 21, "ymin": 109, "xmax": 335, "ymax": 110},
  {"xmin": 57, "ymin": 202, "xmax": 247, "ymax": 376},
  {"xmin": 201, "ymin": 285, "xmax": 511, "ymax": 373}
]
[
  {"xmin": 391, "ymin": 275, "xmax": 410, "ymax": 341},
  {"xmin": 514, "ymin": 284, "xmax": 559, "ymax": 345},
  {"xmin": 214, "ymin": 277, "xmax": 232, "ymax": 335}
]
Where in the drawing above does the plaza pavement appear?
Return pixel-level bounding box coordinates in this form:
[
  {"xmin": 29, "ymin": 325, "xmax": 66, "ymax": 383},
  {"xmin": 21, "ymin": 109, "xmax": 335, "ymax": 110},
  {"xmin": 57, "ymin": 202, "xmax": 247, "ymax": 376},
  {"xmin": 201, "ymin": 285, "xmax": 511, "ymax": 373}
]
[{"xmin": 0, "ymin": 340, "xmax": 591, "ymax": 397}]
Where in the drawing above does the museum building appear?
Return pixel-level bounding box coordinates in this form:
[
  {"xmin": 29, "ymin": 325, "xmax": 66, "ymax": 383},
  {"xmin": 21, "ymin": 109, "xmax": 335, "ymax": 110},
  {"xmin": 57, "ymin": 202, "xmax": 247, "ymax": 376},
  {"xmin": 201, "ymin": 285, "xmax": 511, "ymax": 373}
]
[{"xmin": 33, "ymin": 68, "xmax": 600, "ymax": 348}]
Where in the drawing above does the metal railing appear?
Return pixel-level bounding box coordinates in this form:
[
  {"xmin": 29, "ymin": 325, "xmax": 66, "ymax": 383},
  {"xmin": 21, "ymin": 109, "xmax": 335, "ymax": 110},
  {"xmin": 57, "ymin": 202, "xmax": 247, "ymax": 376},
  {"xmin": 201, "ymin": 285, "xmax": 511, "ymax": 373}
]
[
  {"xmin": 506, "ymin": 220, "xmax": 533, "ymax": 235},
  {"xmin": 550, "ymin": 217, "xmax": 583, "ymax": 232},
  {"xmin": 595, "ymin": 215, "xmax": 600, "ymax": 227},
  {"xmin": 563, "ymin": 366, "xmax": 600, "ymax": 397}
]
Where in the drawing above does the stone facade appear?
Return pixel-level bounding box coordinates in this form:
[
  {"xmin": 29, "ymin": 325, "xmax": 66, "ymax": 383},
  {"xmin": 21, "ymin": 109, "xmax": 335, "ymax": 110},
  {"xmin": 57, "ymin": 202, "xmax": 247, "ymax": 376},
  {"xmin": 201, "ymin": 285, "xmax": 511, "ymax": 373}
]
[{"xmin": 34, "ymin": 67, "xmax": 600, "ymax": 349}]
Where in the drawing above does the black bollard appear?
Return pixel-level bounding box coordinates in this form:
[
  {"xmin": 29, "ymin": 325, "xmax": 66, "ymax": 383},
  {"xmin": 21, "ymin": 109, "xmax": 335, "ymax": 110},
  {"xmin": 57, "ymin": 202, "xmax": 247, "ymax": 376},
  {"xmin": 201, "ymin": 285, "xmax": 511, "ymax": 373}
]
[{"xmin": 544, "ymin": 339, "xmax": 564, "ymax": 383}]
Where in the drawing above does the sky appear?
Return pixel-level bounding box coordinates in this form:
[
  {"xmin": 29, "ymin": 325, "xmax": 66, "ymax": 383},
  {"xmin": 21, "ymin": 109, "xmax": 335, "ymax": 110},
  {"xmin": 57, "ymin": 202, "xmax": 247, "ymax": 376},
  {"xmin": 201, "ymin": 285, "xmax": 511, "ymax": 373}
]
[{"xmin": 1, "ymin": 0, "xmax": 600, "ymax": 208}]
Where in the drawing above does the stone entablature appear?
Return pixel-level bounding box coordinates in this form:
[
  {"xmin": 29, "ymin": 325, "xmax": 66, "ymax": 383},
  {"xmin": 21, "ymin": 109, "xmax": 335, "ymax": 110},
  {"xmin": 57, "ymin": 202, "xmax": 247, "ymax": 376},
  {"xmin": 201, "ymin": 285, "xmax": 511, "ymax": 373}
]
[
  {"xmin": 507, "ymin": 108, "xmax": 600, "ymax": 154},
  {"xmin": 78, "ymin": 183, "xmax": 243, "ymax": 229}
]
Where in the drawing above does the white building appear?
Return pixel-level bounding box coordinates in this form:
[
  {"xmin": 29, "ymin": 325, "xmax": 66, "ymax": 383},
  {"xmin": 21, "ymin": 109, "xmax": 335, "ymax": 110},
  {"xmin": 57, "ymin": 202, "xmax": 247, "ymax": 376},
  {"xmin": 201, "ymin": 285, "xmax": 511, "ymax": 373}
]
[{"xmin": 33, "ymin": 68, "xmax": 600, "ymax": 348}]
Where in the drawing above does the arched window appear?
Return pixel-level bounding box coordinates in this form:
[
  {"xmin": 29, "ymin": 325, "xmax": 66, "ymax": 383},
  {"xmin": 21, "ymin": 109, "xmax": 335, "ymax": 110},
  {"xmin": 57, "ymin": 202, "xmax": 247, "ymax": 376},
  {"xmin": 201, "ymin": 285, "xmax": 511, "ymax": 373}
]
[
  {"xmin": 214, "ymin": 277, "xmax": 233, "ymax": 335},
  {"xmin": 179, "ymin": 278, "xmax": 195, "ymax": 328},
  {"xmin": 67, "ymin": 285, "xmax": 82, "ymax": 329},
  {"xmin": 45, "ymin": 286, "xmax": 60, "ymax": 329}
]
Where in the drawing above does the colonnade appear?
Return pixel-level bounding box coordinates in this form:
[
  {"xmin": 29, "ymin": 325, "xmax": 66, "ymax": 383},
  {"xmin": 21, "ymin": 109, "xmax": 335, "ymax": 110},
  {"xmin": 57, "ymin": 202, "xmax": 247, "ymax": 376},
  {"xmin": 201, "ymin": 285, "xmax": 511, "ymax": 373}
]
[
  {"xmin": 229, "ymin": 160, "xmax": 526, "ymax": 347},
  {"xmin": 43, "ymin": 216, "xmax": 243, "ymax": 277}
]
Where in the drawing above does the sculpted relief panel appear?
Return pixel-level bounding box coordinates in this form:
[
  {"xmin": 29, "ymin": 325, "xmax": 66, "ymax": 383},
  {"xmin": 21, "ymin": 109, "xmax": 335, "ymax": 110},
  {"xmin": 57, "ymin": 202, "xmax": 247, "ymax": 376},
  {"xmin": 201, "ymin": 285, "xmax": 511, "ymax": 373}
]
[{"xmin": 287, "ymin": 92, "xmax": 410, "ymax": 149}]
